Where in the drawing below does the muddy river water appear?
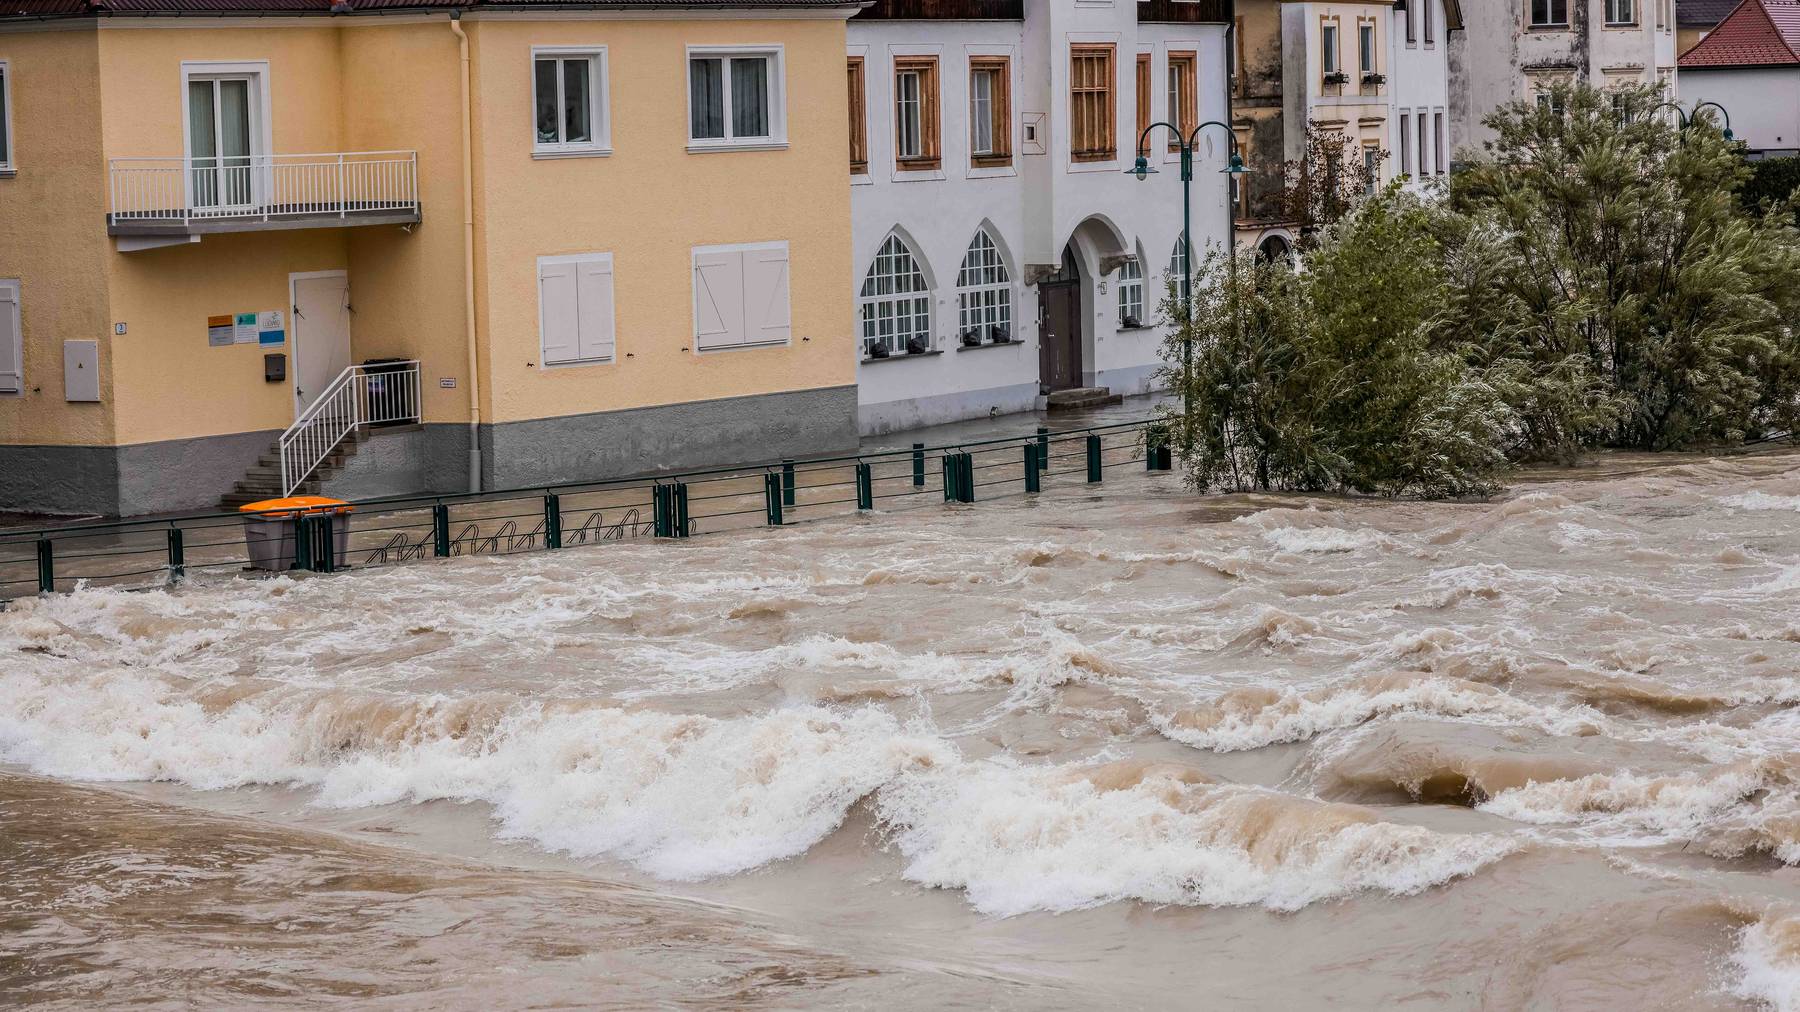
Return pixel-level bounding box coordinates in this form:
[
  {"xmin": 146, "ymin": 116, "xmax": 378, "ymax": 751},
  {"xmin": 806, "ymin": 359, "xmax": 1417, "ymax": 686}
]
[{"xmin": 5, "ymin": 447, "xmax": 1800, "ymax": 1009}]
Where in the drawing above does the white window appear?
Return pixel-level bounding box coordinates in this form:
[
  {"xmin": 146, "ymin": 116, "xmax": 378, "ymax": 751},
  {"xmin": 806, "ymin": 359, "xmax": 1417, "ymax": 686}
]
[
  {"xmin": 1363, "ymin": 145, "xmax": 1381, "ymax": 193},
  {"xmin": 897, "ymin": 66, "xmax": 923, "ymax": 159},
  {"xmin": 0, "ymin": 280, "xmax": 19, "ymax": 394},
  {"xmin": 182, "ymin": 61, "xmax": 269, "ymax": 211},
  {"xmin": 859, "ymin": 234, "xmax": 931, "ymax": 357},
  {"xmin": 1359, "ymin": 23, "xmax": 1374, "ymax": 74},
  {"xmin": 688, "ymin": 48, "xmax": 785, "ymax": 150},
  {"xmin": 1322, "ymin": 24, "xmax": 1339, "ymax": 73},
  {"xmin": 955, "ymin": 230, "xmax": 1011, "ymax": 342},
  {"xmin": 538, "ymin": 253, "xmax": 616, "ymax": 366},
  {"xmin": 693, "ymin": 241, "xmax": 791, "ymax": 351},
  {"xmin": 533, "ymin": 48, "xmax": 608, "ymax": 155},
  {"xmin": 969, "ymin": 66, "xmax": 995, "ymax": 157},
  {"xmin": 1531, "ymin": 0, "xmax": 1568, "ymax": 26},
  {"xmin": 1605, "ymin": 0, "xmax": 1634, "ymax": 24},
  {"xmin": 1170, "ymin": 232, "xmax": 1190, "ymax": 284},
  {"xmin": 1116, "ymin": 257, "xmax": 1144, "ymax": 327},
  {"xmin": 0, "ymin": 61, "xmax": 13, "ymax": 172},
  {"xmin": 1418, "ymin": 113, "xmax": 1430, "ymax": 175},
  {"xmin": 1423, "ymin": 0, "xmax": 1435, "ymax": 42},
  {"xmin": 1435, "ymin": 111, "xmax": 1447, "ymax": 175}
]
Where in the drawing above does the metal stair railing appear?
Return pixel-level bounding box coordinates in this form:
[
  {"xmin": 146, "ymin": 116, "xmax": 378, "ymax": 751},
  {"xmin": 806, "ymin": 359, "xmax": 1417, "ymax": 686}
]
[{"xmin": 278, "ymin": 360, "xmax": 421, "ymax": 497}]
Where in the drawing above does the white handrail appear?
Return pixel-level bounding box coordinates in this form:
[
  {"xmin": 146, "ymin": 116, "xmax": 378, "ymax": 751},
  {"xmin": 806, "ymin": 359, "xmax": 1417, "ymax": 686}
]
[
  {"xmin": 107, "ymin": 151, "xmax": 419, "ymax": 226},
  {"xmin": 279, "ymin": 361, "xmax": 421, "ymax": 497}
]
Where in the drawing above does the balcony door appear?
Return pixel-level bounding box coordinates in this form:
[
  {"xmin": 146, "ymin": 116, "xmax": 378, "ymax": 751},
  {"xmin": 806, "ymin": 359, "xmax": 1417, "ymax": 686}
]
[{"xmin": 185, "ymin": 73, "xmax": 260, "ymax": 213}]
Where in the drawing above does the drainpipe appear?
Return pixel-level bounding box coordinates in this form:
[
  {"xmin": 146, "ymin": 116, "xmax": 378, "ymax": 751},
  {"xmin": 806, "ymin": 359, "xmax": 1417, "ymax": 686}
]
[{"xmin": 450, "ymin": 10, "xmax": 482, "ymax": 493}]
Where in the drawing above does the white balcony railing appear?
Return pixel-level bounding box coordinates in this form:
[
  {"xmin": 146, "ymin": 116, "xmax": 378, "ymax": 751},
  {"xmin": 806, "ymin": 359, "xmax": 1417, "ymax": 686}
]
[
  {"xmin": 280, "ymin": 361, "xmax": 422, "ymax": 497},
  {"xmin": 107, "ymin": 151, "xmax": 419, "ymax": 228}
]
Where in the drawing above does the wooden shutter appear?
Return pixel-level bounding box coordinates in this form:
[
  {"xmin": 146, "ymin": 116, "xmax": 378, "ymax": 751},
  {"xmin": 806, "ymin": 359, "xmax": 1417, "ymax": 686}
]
[
  {"xmin": 538, "ymin": 260, "xmax": 579, "ymax": 365},
  {"xmin": 1167, "ymin": 52, "xmax": 1196, "ymax": 151},
  {"xmin": 576, "ymin": 256, "xmax": 615, "ymax": 362},
  {"xmin": 1070, "ymin": 44, "xmax": 1115, "ymax": 162},
  {"xmin": 1135, "ymin": 54, "xmax": 1151, "ymax": 154},
  {"xmin": 693, "ymin": 248, "xmax": 746, "ymax": 349},
  {"xmin": 0, "ymin": 282, "xmax": 19, "ymax": 395},
  {"xmin": 745, "ymin": 244, "xmax": 791, "ymax": 346},
  {"xmin": 848, "ymin": 57, "xmax": 867, "ymax": 174}
]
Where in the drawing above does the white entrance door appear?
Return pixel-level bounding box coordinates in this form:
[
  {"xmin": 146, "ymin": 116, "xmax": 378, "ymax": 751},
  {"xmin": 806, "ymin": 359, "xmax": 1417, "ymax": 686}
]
[{"xmin": 290, "ymin": 271, "xmax": 352, "ymax": 420}]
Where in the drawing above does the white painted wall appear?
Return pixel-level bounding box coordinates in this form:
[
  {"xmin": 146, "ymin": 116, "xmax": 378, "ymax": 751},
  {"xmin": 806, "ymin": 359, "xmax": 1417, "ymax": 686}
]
[
  {"xmin": 1390, "ymin": 0, "xmax": 1452, "ymax": 184},
  {"xmin": 849, "ymin": 6, "xmax": 1229, "ymax": 435},
  {"xmin": 1679, "ymin": 67, "xmax": 1800, "ymax": 156},
  {"xmin": 1452, "ymin": 0, "xmax": 1677, "ymax": 155}
]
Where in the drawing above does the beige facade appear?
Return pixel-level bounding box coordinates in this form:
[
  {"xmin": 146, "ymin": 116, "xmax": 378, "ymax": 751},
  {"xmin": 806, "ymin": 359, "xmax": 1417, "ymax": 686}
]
[{"xmin": 0, "ymin": 5, "xmax": 859, "ymax": 515}]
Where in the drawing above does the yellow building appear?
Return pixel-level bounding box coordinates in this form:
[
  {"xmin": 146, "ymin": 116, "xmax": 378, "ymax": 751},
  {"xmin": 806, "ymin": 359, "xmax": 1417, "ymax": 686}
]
[{"xmin": 0, "ymin": 0, "xmax": 860, "ymax": 515}]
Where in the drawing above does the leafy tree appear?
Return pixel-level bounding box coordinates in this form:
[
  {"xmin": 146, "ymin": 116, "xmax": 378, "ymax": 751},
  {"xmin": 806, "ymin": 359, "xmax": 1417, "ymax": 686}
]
[{"xmin": 1276, "ymin": 124, "xmax": 1388, "ymax": 241}]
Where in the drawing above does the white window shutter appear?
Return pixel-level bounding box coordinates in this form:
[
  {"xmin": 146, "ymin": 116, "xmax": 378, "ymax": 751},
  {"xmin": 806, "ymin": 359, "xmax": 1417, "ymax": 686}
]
[
  {"xmin": 538, "ymin": 260, "xmax": 579, "ymax": 365},
  {"xmin": 744, "ymin": 244, "xmax": 791, "ymax": 345},
  {"xmin": 0, "ymin": 283, "xmax": 20, "ymax": 395},
  {"xmin": 693, "ymin": 250, "xmax": 746, "ymax": 349},
  {"xmin": 576, "ymin": 256, "xmax": 616, "ymax": 362}
]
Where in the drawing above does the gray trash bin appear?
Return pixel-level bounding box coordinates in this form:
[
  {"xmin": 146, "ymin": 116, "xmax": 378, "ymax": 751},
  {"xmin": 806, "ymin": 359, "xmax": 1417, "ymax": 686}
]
[{"xmin": 239, "ymin": 497, "xmax": 353, "ymax": 571}]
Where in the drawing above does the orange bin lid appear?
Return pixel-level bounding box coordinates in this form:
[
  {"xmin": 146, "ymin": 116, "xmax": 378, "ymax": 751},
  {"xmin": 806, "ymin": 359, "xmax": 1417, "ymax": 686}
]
[{"xmin": 238, "ymin": 496, "xmax": 355, "ymax": 518}]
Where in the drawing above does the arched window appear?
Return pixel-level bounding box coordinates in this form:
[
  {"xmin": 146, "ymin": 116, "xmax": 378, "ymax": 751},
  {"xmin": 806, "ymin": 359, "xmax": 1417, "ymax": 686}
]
[
  {"xmin": 1170, "ymin": 232, "xmax": 1190, "ymax": 284},
  {"xmin": 955, "ymin": 230, "xmax": 1011, "ymax": 344},
  {"xmin": 859, "ymin": 234, "xmax": 931, "ymax": 357},
  {"xmin": 1116, "ymin": 256, "xmax": 1144, "ymax": 327}
]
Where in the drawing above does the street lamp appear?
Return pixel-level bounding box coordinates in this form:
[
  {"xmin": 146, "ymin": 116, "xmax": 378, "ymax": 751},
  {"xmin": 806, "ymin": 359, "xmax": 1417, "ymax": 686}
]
[
  {"xmin": 1126, "ymin": 119, "xmax": 1248, "ymax": 424},
  {"xmin": 1692, "ymin": 100, "xmax": 1735, "ymax": 142}
]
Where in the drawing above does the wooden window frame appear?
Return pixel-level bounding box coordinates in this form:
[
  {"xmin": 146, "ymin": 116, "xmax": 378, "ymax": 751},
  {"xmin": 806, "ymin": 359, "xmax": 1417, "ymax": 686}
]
[
  {"xmin": 848, "ymin": 56, "xmax": 867, "ymax": 174},
  {"xmin": 969, "ymin": 56, "xmax": 1011, "ymax": 168},
  {"xmin": 894, "ymin": 55, "xmax": 941, "ymax": 171},
  {"xmin": 1234, "ymin": 16, "xmax": 1247, "ymax": 96},
  {"xmin": 1069, "ymin": 43, "xmax": 1116, "ymax": 164},
  {"xmin": 1166, "ymin": 51, "xmax": 1196, "ymax": 151}
]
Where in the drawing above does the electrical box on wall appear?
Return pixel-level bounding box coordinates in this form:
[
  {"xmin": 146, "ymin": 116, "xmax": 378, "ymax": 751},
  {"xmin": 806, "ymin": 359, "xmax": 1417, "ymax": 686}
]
[
  {"xmin": 264, "ymin": 353, "xmax": 286, "ymax": 382},
  {"xmin": 63, "ymin": 341, "xmax": 100, "ymax": 402}
]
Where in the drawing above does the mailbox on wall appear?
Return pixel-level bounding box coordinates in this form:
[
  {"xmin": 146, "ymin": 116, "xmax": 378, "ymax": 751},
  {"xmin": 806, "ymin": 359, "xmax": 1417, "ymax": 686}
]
[{"xmin": 63, "ymin": 341, "xmax": 100, "ymax": 402}]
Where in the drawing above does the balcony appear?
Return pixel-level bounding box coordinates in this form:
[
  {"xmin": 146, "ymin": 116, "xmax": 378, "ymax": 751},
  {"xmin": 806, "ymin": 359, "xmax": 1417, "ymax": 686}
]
[{"xmin": 106, "ymin": 151, "xmax": 420, "ymax": 238}]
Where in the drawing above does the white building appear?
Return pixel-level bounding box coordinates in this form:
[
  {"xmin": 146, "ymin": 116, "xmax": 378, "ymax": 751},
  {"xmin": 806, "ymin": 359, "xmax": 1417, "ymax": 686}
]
[
  {"xmin": 847, "ymin": 0, "xmax": 1233, "ymax": 434},
  {"xmin": 1451, "ymin": 0, "xmax": 1680, "ymax": 155},
  {"xmin": 1677, "ymin": 0, "xmax": 1800, "ymax": 160},
  {"xmin": 1232, "ymin": 0, "xmax": 1460, "ymax": 255}
]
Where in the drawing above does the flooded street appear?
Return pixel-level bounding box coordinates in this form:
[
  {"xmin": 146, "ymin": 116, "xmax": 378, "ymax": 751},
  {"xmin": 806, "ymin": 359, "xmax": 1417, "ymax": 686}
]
[{"xmin": 5, "ymin": 446, "xmax": 1800, "ymax": 1009}]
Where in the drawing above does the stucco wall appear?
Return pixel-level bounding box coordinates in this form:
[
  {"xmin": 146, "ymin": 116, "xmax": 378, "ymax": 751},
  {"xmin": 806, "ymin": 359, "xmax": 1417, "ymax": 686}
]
[
  {"xmin": 1679, "ymin": 67, "xmax": 1800, "ymax": 155},
  {"xmin": 468, "ymin": 16, "xmax": 857, "ymax": 429},
  {"xmin": 0, "ymin": 27, "xmax": 114, "ymax": 448}
]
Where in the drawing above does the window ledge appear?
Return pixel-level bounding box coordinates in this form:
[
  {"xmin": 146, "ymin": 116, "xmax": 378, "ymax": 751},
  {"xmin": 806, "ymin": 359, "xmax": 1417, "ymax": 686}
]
[
  {"xmin": 541, "ymin": 357, "xmax": 617, "ymax": 369},
  {"xmin": 861, "ymin": 349, "xmax": 943, "ymax": 364},
  {"xmin": 0, "ymin": 169, "xmax": 14, "ymax": 179},
  {"xmin": 955, "ymin": 340, "xmax": 1023, "ymax": 352},
  {"xmin": 893, "ymin": 167, "xmax": 947, "ymax": 182},
  {"xmin": 1115, "ymin": 324, "xmax": 1157, "ymax": 333},
  {"xmin": 532, "ymin": 147, "xmax": 613, "ymax": 160},
  {"xmin": 687, "ymin": 140, "xmax": 789, "ymax": 154},
  {"xmin": 697, "ymin": 339, "xmax": 790, "ymax": 354},
  {"xmin": 967, "ymin": 164, "xmax": 1017, "ymax": 180}
]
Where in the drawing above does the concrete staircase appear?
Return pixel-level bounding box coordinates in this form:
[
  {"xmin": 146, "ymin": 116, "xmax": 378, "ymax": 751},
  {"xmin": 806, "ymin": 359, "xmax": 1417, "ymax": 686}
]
[
  {"xmin": 218, "ymin": 430, "xmax": 371, "ymax": 510},
  {"xmin": 1045, "ymin": 386, "xmax": 1123, "ymax": 411}
]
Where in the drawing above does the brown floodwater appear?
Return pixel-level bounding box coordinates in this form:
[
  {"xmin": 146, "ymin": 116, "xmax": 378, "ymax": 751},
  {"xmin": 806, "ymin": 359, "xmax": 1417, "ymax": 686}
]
[{"xmin": 5, "ymin": 446, "xmax": 1800, "ymax": 1009}]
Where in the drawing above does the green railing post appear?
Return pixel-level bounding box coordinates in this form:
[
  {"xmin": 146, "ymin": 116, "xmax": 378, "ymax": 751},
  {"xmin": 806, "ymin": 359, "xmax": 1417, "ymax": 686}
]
[
  {"xmin": 544, "ymin": 493, "xmax": 562, "ymax": 549},
  {"xmin": 1086, "ymin": 434, "xmax": 1103, "ymax": 483},
  {"xmin": 1146, "ymin": 425, "xmax": 1172, "ymax": 471},
  {"xmin": 942, "ymin": 453, "xmax": 958, "ymax": 503},
  {"xmin": 292, "ymin": 516, "xmax": 313, "ymax": 572},
  {"xmin": 36, "ymin": 538, "xmax": 53, "ymax": 594},
  {"xmin": 433, "ymin": 503, "xmax": 450, "ymax": 557},
  {"xmin": 315, "ymin": 515, "xmax": 336, "ymax": 573},
  {"xmin": 764, "ymin": 472, "xmax": 783, "ymax": 526},
  {"xmin": 1037, "ymin": 427, "xmax": 1050, "ymax": 471},
  {"xmin": 652, "ymin": 484, "xmax": 670, "ymax": 538},
  {"xmin": 855, "ymin": 462, "xmax": 873, "ymax": 511},
  {"xmin": 912, "ymin": 443, "xmax": 925, "ymax": 487},
  {"xmin": 674, "ymin": 482, "xmax": 691, "ymax": 538},
  {"xmin": 959, "ymin": 452, "xmax": 976, "ymax": 503},
  {"xmin": 1024, "ymin": 443, "xmax": 1040, "ymax": 493},
  {"xmin": 782, "ymin": 459, "xmax": 796, "ymax": 508},
  {"xmin": 166, "ymin": 527, "xmax": 185, "ymax": 583}
]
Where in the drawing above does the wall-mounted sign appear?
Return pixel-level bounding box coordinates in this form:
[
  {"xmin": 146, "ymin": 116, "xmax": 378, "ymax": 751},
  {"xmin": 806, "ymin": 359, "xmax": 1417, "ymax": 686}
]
[
  {"xmin": 257, "ymin": 309, "xmax": 286, "ymax": 346},
  {"xmin": 207, "ymin": 315, "xmax": 235, "ymax": 347},
  {"xmin": 234, "ymin": 313, "xmax": 258, "ymax": 344},
  {"xmin": 439, "ymin": 377, "xmax": 457, "ymax": 389}
]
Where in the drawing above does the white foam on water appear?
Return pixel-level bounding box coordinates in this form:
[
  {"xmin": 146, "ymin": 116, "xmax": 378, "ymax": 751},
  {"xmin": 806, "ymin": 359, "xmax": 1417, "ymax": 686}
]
[
  {"xmin": 1260, "ymin": 526, "xmax": 1391, "ymax": 555},
  {"xmin": 0, "ymin": 667, "xmax": 951, "ymax": 880},
  {"xmin": 874, "ymin": 757, "xmax": 1517, "ymax": 916},
  {"xmin": 1732, "ymin": 913, "xmax": 1800, "ymax": 1012},
  {"xmin": 1724, "ymin": 492, "xmax": 1800, "ymax": 513}
]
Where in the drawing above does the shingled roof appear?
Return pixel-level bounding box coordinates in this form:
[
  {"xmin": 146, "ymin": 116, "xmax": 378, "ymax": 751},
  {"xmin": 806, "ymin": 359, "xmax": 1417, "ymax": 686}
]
[
  {"xmin": 1680, "ymin": 0, "xmax": 1800, "ymax": 67},
  {"xmin": 1680, "ymin": 0, "xmax": 1743, "ymax": 27},
  {"xmin": 0, "ymin": 0, "xmax": 860, "ymax": 17}
]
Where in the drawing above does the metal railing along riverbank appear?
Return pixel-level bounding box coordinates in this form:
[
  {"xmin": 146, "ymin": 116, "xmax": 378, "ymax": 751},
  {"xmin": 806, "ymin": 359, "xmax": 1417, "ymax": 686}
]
[{"xmin": 0, "ymin": 418, "xmax": 1174, "ymax": 602}]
